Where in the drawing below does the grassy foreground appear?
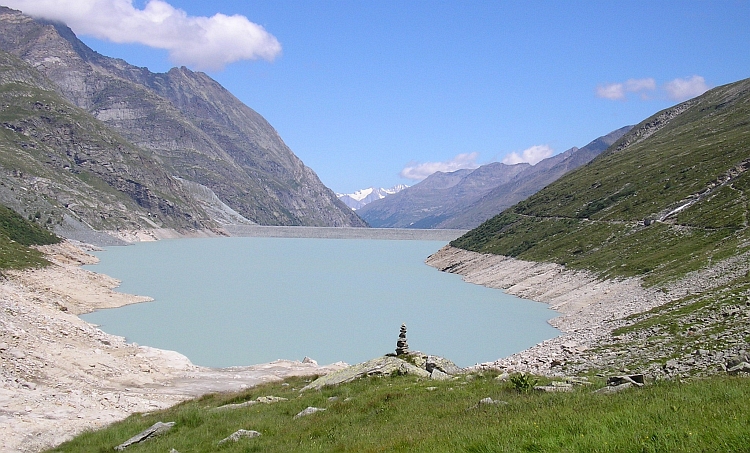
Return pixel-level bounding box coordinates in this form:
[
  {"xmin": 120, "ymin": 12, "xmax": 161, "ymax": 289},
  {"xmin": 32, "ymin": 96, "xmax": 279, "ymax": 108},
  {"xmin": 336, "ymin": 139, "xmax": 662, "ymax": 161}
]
[{"xmin": 48, "ymin": 373, "xmax": 749, "ymax": 452}]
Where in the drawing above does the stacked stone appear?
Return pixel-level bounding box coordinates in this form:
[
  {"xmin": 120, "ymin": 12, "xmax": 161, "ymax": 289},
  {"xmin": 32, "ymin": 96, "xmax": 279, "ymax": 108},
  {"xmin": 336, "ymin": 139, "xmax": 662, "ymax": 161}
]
[{"xmin": 395, "ymin": 323, "xmax": 409, "ymax": 355}]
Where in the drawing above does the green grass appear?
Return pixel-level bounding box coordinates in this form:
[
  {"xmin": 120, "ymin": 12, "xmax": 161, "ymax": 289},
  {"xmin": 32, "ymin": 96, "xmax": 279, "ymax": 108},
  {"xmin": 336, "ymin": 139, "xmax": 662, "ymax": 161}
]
[
  {"xmin": 453, "ymin": 78, "xmax": 750, "ymax": 287},
  {"xmin": 0, "ymin": 203, "xmax": 59, "ymax": 270},
  {"xmin": 47, "ymin": 373, "xmax": 750, "ymax": 453}
]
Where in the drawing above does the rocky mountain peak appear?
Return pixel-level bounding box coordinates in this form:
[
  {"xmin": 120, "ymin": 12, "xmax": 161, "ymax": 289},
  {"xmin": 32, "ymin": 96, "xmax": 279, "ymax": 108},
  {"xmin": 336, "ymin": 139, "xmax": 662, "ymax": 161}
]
[{"xmin": 0, "ymin": 7, "xmax": 365, "ymax": 237}]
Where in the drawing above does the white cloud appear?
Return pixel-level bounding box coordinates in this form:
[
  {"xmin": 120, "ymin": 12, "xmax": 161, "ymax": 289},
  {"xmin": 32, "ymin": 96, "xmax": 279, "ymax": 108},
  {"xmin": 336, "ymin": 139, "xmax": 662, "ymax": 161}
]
[
  {"xmin": 4, "ymin": 0, "xmax": 281, "ymax": 71},
  {"xmin": 596, "ymin": 82, "xmax": 625, "ymax": 100},
  {"xmin": 596, "ymin": 78, "xmax": 656, "ymax": 101},
  {"xmin": 501, "ymin": 145, "xmax": 553, "ymax": 166},
  {"xmin": 664, "ymin": 75, "xmax": 709, "ymax": 102},
  {"xmin": 399, "ymin": 152, "xmax": 480, "ymax": 181}
]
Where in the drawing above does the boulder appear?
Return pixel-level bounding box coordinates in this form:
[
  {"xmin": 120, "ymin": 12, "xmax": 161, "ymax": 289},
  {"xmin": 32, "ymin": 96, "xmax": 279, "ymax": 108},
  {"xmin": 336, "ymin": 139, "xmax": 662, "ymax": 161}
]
[
  {"xmin": 478, "ymin": 397, "xmax": 507, "ymax": 406},
  {"xmin": 607, "ymin": 374, "xmax": 644, "ymax": 387},
  {"xmin": 727, "ymin": 362, "xmax": 750, "ymax": 374},
  {"xmin": 595, "ymin": 374, "xmax": 645, "ymax": 394},
  {"xmin": 294, "ymin": 407, "xmax": 326, "ymax": 419},
  {"xmin": 217, "ymin": 429, "xmax": 261, "ymax": 444},
  {"xmin": 534, "ymin": 382, "xmax": 574, "ymax": 392},
  {"xmin": 425, "ymin": 355, "xmax": 462, "ymax": 375},
  {"xmin": 300, "ymin": 356, "xmax": 430, "ymax": 391},
  {"xmin": 212, "ymin": 395, "xmax": 288, "ymax": 412},
  {"xmin": 114, "ymin": 422, "xmax": 175, "ymax": 451},
  {"xmin": 430, "ymin": 368, "xmax": 450, "ymax": 380},
  {"xmin": 595, "ymin": 383, "xmax": 634, "ymax": 394}
]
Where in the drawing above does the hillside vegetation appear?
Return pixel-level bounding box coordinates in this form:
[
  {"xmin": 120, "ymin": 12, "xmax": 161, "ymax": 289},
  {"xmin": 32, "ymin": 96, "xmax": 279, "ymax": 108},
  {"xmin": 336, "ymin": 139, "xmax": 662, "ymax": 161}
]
[
  {"xmin": 0, "ymin": 203, "xmax": 59, "ymax": 270},
  {"xmin": 46, "ymin": 373, "xmax": 750, "ymax": 453},
  {"xmin": 453, "ymin": 78, "xmax": 750, "ymax": 287}
]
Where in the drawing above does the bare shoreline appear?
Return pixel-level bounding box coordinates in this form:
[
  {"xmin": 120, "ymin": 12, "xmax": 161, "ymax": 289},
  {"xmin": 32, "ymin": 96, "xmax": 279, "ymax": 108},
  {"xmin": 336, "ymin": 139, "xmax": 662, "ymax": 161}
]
[
  {"xmin": 0, "ymin": 240, "xmax": 347, "ymax": 453},
  {"xmin": 424, "ymin": 245, "xmax": 666, "ymax": 375}
]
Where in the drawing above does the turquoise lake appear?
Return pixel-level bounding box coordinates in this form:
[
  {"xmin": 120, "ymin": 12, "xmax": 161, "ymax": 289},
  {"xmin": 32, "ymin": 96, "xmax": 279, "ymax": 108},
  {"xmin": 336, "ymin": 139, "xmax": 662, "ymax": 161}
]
[{"xmin": 81, "ymin": 237, "xmax": 560, "ymax": 368}]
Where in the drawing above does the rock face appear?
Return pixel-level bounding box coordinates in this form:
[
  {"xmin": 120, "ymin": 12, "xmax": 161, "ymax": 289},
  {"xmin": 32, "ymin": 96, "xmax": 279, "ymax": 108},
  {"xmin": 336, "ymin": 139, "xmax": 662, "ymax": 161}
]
[
  {"xmin": 358, "ymin": 127, "xmax": 631, "ymax": 229},
  {"xmin": 0, "ymin": 6, "xmax": 365, "ymax": 233}
]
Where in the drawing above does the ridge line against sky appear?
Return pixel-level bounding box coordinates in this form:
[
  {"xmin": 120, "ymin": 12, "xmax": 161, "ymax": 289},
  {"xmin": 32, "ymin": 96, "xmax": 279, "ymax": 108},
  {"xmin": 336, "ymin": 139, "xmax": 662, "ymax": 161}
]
[{"xmin": 5, "ymin": 0, "xmax": 749, "ymax": 194}]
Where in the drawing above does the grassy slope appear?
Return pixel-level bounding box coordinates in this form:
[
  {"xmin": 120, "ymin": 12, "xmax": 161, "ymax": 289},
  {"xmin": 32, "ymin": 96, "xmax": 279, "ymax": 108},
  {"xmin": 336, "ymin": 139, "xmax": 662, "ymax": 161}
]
[
  {"xmin": 452, "ymin": 78, "xmax": 750, "ymax": 287},
  {"xmin": 0, "ymin": 203, "xmax": 59, "ymax": 270},
  {"xmin": 47, "ymin": 373, "xmax": 750, "ymax": 453}
]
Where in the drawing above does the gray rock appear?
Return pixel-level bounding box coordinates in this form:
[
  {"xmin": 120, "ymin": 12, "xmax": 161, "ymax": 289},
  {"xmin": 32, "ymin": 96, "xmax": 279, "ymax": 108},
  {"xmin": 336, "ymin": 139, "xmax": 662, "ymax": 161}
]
[
  {"xmin": 302, "ymin": 356, "xmax": 318, "ymax": 365},
  {"xmin": 212, "ymin": 395, "xmax": 288, "ymax": 412},
  {"xmin": 535, "ymin": 382, "xmax": 574, "ymax": 392},
  {"xmin": 425, "ymin": 355, "xmax": 462, "ymax": 375},
  {"xmin": 478, "ymin": 397, "xmax": 507, "ymax": 405},
  {"xmin": 293, "ymin": 407, "xmax": 326, "ymax": 419},
  {"xmin": 726, "ymin": 353, "xmax": 750, "ymax": 369},
  {"xmin": 595, "ymin": 383, "xmax": 634, "ymax": 394},
  {"xmin": 300, "ymin": 356, "xmax": 430, "ymax": 391},
  {"xmin": 727, "ymin": 362, "xmax": 750, "ymax": 374},
  {"xmin": 430, "ymin": 369, "xmax": 450, "ymax": 380},
  {"xmin": 217, "ymin": 429, "xmax": 261, "ymax": 444},
  {"xmin": 607, "ymin": 374, "xmax": 644, "ymax": 387},
  {"xmin": 114, "ymin": 421, "xmax": 175, "ymax": 451}
]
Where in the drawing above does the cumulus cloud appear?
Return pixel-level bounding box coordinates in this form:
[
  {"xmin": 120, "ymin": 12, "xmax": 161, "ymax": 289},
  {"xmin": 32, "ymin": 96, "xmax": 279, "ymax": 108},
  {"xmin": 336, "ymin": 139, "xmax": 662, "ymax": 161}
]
[
  {"xmin": 4, "ymin": 0, "xmax": 281, "ymax": 71},
  {"xmin": 664, "ymin": 75, "xmax": 709, "ymax": 101},
  {"xmin": 399, "ymin": 152, "xmax": 480, "ymax": 181},
  {"xmin": 596, "ymin": 78, "xmax": 656, "ymax": 100},
  {"xmin": 501, "ymin": 145, "xmax": 553, "ymax": 166}
]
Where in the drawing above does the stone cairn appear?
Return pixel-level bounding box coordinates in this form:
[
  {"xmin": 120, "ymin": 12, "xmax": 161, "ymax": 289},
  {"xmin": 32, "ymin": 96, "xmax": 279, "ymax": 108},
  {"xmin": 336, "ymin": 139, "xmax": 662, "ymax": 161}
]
[{"xmin": 395, "ymin": 323, "xmax": 409, "ymax": 356}]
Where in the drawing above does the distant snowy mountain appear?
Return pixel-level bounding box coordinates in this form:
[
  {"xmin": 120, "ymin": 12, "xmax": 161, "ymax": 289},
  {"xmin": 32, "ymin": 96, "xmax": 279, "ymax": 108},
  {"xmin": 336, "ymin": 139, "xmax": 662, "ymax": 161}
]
[
  {"xmin": 337, "ymin": 185, "xmax": 409, "ymax": 210},
  {"xmin": 358, "ymin": 126, "xmax": 633, "ymax": 229}
]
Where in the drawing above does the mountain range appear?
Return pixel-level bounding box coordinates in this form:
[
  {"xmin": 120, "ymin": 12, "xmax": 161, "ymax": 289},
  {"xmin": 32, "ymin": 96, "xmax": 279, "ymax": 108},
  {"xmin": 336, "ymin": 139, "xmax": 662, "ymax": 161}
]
[
  {"xmin": 0, "ymin": 6, "xmax": 365, "ymax": 241},
  {"xmin": 357, "ymin": 126, "xmax": 632, "ymax": 229},
  {"xmin": 453, "ymin": 77, "xmax": 750, "ymax": 284},
  {"xmin": 336, "ymin": 185, "xmax": 409, "ymax": 210}
]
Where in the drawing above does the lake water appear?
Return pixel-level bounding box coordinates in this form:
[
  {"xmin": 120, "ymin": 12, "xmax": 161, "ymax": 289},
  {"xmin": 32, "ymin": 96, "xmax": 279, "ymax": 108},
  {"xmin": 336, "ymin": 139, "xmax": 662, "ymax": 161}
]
[{"xmin": 81, "ymin": 237, "xmax": 560, "ymax": 368}]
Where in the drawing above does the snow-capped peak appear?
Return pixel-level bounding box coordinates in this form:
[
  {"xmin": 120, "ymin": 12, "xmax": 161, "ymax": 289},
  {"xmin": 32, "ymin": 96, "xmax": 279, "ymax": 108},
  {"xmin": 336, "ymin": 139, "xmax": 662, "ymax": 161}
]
[{"xmin": 337, "ymin": 184, "xmax": 409, "ymax": 210}]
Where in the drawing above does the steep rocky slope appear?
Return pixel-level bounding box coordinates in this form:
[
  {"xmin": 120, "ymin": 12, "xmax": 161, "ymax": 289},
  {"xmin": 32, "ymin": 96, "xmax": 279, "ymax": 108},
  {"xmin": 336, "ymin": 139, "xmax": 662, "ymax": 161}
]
[
  {"xmin": 0, "ymin": 50, "xmax": 214, "ymax": 234},
  {"xmin": 359, "ymin": 127, "xmax": 630, "ymax": 229},
  {"xmin": 0, "ymin": 7, "xmax": 364, "ymax": 232}
]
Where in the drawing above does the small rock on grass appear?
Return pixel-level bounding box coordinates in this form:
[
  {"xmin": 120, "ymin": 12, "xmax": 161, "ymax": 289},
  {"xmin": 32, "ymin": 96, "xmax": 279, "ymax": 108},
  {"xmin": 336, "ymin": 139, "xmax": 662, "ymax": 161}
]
[
  {"xmin": 479, "ymin": 397, "xmax": 507, "ymax": 405},
  {"xmin": 217, "ymin": 429, "xmax": 261, "ymax": 445},
  {"xmin": 114, "ymin": 421, "xmax": 175, "ymax": 451},
  {"xmin": 294, "ymin": 407, "xmax": 326, "ymax": 419}
]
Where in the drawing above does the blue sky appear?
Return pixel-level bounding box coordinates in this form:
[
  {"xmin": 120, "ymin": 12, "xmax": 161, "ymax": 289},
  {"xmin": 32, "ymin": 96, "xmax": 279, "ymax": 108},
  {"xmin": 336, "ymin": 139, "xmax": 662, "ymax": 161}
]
[{"xmin": 7, "ymin": 1, "xmax": 750, "ymax": 194}]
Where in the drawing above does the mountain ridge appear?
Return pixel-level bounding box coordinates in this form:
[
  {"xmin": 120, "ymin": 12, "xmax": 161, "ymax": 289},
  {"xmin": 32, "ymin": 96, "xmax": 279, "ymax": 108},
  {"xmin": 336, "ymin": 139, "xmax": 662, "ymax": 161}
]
[
  {"xmin": 0, "ymin": 6, "xmax": 365, "ymax": 235},
  {"xmin": 358, "ymin": 126, "xmax": 631, "ymax": 229}
]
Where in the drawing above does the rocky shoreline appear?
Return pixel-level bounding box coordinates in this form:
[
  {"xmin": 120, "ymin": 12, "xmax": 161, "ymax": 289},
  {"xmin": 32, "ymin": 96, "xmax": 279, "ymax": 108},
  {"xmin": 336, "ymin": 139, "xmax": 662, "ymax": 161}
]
[
  {"xmin": 425, "ymin": 245, "xmax": 750, "ymax": 377},
  {"xmin": 0, "ymin": 241, "xmax": 346, "ymax": 453}
]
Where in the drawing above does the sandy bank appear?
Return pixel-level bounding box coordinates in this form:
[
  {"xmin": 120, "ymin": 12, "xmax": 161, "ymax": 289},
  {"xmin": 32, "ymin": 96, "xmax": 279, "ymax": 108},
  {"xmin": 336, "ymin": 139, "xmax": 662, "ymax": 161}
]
[{"xmin": 0, "ymin": 241, "xmax": 346, "ymax": 453}]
